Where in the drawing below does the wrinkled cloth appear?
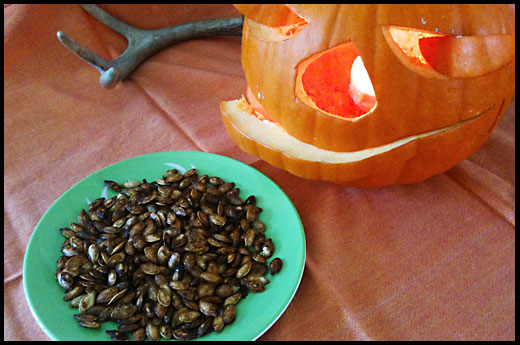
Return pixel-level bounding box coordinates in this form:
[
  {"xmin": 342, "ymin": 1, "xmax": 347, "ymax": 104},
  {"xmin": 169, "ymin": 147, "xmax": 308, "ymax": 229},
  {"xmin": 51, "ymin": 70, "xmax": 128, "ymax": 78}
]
[{"xmin": 4, "ymin": 4, "xmax": 515, "ymax": 341}]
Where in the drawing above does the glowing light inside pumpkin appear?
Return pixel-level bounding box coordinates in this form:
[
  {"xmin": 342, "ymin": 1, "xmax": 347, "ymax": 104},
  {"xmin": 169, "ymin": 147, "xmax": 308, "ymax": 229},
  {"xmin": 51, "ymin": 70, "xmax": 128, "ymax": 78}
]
[
  {"xmin": 351, "ymin": 56, "xmax": 375, "ymax": 97},
  {"xmin": 349, "ymin": 56, "xmax": 376, "ymax": 114},
  {"xmin": 296, "ymin": 42, "xmax": 376, "ymax": 119}
]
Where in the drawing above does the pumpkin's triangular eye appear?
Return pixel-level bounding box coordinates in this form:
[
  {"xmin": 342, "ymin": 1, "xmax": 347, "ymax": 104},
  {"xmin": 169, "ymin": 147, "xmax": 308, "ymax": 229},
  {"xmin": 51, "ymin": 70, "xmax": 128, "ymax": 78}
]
[
  {"xmin": 295, "ymin": 42, "xmax": 376, "ymax": 119},
  {"xmin": 383, "ymin": 25, "xmax": 515, "ymax": 78},
  {"xmin": 234, "ymin": 4, "xmax": 309, "ymax": 42}
]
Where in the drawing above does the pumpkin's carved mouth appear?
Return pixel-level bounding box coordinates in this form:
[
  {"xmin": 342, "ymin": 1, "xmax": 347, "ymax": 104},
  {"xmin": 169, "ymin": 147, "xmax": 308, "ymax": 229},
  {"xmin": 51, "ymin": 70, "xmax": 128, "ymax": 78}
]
[{"xmin": 224, "ymin": 96, "xmax": 496, "ymax": 163}]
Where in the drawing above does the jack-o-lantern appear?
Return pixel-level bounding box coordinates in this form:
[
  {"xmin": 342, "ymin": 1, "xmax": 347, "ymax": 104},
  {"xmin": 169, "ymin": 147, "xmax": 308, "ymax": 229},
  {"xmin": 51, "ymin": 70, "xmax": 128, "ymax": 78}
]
[{"xmin": 221, "ymin": 4, "xmax": 515, "ymax": 187}]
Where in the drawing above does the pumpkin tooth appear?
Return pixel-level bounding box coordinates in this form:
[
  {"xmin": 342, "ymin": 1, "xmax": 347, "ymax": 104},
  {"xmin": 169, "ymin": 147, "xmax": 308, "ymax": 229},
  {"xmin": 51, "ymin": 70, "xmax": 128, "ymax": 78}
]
[{"xmin": 245, "ymin": 87, "xmax": 276, "ymax": 123}]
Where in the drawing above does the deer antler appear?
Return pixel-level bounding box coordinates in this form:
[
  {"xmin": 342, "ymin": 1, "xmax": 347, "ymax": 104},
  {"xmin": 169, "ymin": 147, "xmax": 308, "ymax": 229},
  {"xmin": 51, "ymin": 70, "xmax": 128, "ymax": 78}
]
[{"xmin": 57, "ymin": 4, "xmax": 243, "ymax": 88}]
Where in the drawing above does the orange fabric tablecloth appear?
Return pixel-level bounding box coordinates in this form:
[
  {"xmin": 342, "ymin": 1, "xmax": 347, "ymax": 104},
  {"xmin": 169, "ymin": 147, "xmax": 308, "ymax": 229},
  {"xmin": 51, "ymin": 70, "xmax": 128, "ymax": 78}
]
[{"xmin": 4, "ymin": 4, "xmax": 515, "ymax": 341}]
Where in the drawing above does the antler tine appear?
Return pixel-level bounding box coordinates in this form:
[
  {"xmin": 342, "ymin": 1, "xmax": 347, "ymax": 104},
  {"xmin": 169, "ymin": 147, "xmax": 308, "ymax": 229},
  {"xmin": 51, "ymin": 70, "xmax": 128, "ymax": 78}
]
[
  {"xmin": 56, "ymin": 30, "xmax": 111, "ymax": 73},
  {"xmin": 57, "ymin": 30, "xmax": 121, "ymax": 88},
  {"xmin": 79, "ymin": 4, "xmax": 139, "ymax": 38}
]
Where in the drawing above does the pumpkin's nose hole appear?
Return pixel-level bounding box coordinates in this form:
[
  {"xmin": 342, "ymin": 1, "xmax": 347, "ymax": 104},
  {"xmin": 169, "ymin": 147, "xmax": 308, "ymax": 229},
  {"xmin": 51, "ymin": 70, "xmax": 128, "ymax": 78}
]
[{"xmin": 295, "ymin": 42, "xmax": 376, "ymax": 119}]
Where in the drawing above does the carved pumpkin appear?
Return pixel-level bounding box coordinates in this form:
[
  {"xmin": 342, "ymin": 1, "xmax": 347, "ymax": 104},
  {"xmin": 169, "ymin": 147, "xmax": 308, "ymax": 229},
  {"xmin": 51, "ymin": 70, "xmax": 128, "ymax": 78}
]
[{"xmin": 221, "ymin": 4, "xmax": 515, "ymax": 187}]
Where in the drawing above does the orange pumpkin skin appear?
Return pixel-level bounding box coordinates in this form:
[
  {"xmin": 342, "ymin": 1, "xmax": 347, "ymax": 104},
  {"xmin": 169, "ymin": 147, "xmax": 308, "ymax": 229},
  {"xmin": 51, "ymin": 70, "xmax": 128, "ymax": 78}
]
[{"xmin": 221, "ymin": 4, "xmax": 515, "ymax": 187}]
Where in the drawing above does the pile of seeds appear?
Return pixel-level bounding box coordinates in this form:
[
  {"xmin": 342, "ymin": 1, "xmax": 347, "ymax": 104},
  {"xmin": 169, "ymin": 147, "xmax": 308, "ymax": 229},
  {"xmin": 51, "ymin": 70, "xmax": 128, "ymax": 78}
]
[{"xmin": 55, "ymin": 168, "xmax": 282, "ymax": 341}]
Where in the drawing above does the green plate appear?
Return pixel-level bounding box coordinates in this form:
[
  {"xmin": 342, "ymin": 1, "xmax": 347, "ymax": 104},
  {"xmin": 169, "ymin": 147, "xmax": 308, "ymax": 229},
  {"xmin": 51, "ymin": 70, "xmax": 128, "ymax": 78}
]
[{"xmin": 23, "ymin": 151, "xmax": 306, "ymax": 341}]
